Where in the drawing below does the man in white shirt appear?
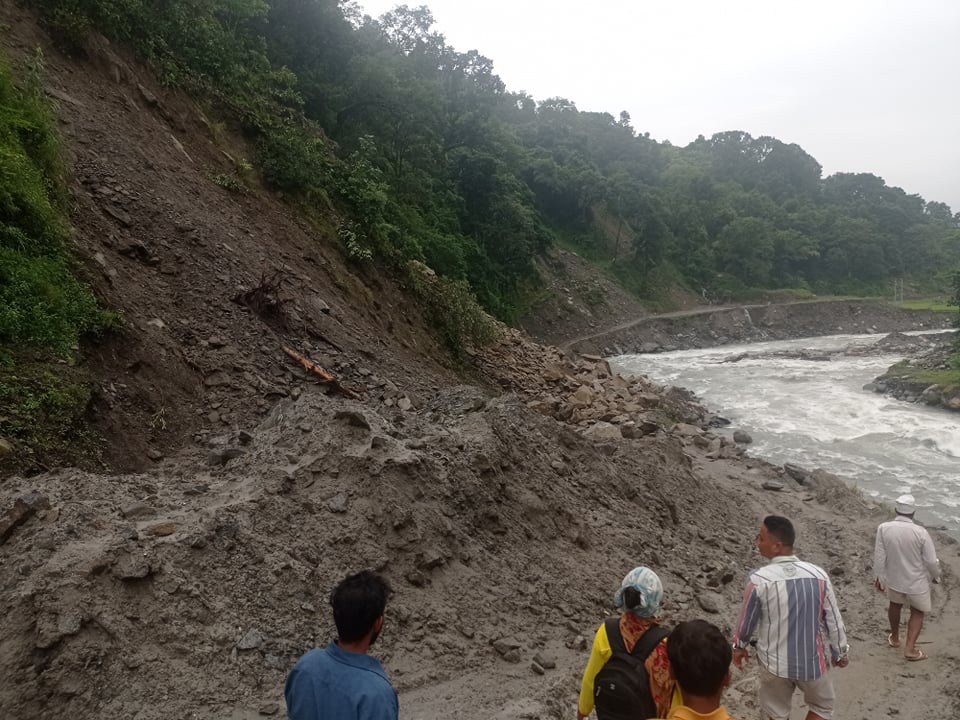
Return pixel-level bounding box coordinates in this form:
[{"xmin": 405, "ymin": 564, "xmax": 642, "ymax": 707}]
[{"xmin": 873, "ymin": 494, "xmax": 941, "ymax": 661}]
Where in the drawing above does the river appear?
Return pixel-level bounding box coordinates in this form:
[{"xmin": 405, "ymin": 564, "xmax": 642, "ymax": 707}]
[{"xmin": 611, "ymin": 332, "xmax": 960, "ymax": 532}]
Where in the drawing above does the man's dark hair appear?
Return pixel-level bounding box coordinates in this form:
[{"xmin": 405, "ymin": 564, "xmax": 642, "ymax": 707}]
[
  {"xmin": 763, "ymin": 515, "xmax": 795, "ymax": 547},
  {"xmin": 330, "ymin": 570, "xmax": 390, "ymax": 642},
  {"xmin": 667, "ymin": 619, "xmax": 731, "ymax": 697}
]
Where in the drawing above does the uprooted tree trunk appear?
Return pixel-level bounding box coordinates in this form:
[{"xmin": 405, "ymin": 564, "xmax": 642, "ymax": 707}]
[{"xmin": 233, "ymin": 271, "xmax": 290, "ymax": 329}]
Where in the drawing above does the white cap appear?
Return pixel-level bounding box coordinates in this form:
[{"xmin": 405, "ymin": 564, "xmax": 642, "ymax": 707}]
[{"xmin": 895, "ymin": 494, "xmax": 916, "ymax": 514}]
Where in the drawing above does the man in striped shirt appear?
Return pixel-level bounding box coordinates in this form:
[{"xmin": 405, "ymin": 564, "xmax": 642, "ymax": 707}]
[{"xmin": 732, "ymin": 516, "xmax": 849, "ymax": 720}]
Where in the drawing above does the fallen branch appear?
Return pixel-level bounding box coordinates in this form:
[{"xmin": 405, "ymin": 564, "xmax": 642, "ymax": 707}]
[
  {"xmin": 282, "ymin": 345, "xmax": 335, "ymax": 381},
  {"xmin": 281, "ymin": 346, "xmax": 359, "ymax": 399}
]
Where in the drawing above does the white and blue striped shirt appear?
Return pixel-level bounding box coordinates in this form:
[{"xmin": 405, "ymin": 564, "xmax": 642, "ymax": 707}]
[{"xmin": 733, "ymin": 555, "xmax": 848, "ymax": 681}]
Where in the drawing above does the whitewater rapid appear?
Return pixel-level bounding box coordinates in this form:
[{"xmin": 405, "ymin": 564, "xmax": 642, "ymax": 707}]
[{"xmin": 611, "ymin": 333, "xmax": 960, "ymax": 532}]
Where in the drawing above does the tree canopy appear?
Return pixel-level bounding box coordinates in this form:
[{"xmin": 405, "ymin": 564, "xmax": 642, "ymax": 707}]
[{"xmin": 29, "ymin": 0, "xmax": 960, "ymax": 318}]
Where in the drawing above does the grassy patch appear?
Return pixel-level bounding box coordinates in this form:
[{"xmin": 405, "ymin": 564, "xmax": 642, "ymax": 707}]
[
  {"xmin": 0, "ymin": 50, "xmax": 114, "ymax": 471},
  {"xmin": 0, "ymin": 355, "xmax": 103, "ymax": 473},
  {"xmin": 0, "ymin": 51, "xmax": 113, "ymax": 353},
  {"xmin": 407, "ymin": 262, "xmax": 499, "ymax": 357},
  {"xmin": 880, "ymin": 360, "xmax": 960, "ymax": 389},
  {"xmin": 895, "ymin": 299, "xmax": 959, "ymax": 312}
]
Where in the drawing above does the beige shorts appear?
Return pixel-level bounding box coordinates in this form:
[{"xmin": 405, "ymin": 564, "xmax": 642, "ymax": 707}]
[
  {"xmin": 887, "ymin": 588, "xmax": 931, "ymax": 613},
  {"xmin": 759, "ymin": 666, "xmax": 835, "ymax": 720}
]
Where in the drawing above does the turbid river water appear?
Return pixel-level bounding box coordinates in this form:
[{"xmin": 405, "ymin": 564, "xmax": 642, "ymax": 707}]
[{"xmin": 611, "ymin": 333, "xmax": 960, "ymax": 532}]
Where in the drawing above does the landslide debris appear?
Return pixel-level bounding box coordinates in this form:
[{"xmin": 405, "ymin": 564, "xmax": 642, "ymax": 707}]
[{"xmin": 1, "ymin": 356, "xmax": 756, "ymax": 719}]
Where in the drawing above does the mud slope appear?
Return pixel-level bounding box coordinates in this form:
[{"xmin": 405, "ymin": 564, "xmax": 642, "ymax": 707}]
[{"xmin": 1, "ymin": 5, "xmax": 456, "ymax": 474}]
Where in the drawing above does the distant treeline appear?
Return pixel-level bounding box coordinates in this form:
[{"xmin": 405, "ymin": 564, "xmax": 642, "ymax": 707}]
[{"xmin": 31, "ymin": 0, "xmax": 960, "ymax": 318}]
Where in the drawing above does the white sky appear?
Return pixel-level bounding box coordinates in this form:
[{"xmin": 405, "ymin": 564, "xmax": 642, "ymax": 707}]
[{"xmin": 358, "ymin": 0, "xmax": 960, "ymax": 212}]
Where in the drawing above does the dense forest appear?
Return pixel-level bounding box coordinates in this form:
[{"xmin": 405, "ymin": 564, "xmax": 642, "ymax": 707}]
[{"xmin": 15, "ymin": 0, "xmax": 960, "ymax": 330}]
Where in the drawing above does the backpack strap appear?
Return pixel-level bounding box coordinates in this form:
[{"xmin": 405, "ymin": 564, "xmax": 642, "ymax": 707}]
[
  {"xmin": 604, "ymin": 616, "xmax": 628, "ymax": 655},
  {"xmin": 629, "ymin": 623, "xmax": 670, "ymax": 660},
  {"xmin": 604, "ymin": 617, "xmax": 669, "ymax": 660}
]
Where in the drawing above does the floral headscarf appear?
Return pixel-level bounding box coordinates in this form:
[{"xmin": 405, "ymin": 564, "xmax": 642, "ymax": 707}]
[{"xmin": 613, "ymin": 566, "xmax": 663, "ymax": 617}]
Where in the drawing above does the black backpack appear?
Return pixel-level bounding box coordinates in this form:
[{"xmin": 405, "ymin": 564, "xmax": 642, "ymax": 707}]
[{"xmin": 593, "ymin": 617, "xmax": 670, "ymax": 720}]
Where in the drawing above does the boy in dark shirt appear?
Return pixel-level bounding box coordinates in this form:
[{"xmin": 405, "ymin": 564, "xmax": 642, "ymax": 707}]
[{"xmin": 663, "ymin": 619, "xmax": 734, "ymax": 720}]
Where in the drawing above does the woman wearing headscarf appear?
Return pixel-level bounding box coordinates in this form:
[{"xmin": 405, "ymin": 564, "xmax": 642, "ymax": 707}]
[{"xmin": 577, "ymin": 566, "xmax": 675, "ymax": 719}]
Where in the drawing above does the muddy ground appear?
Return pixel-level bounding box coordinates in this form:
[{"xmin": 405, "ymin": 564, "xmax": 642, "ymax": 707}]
[{"xmin": 2, "ymin": 6, "xmax": 960, "ymax": 720}]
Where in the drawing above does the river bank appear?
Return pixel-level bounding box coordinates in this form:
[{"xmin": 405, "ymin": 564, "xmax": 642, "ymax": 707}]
[{"xmin": 564, "ymin": 299, "xmax": 953, "ymax": 356}]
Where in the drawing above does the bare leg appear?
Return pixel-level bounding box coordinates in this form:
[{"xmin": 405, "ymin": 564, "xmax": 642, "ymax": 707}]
[
  {"xmin": 887, "ymin": 602, "xmax": 902, "ymax": 644},
  {"xmin": 806, "ymin": 712, "xmax": 827, "ymax": 720},
  {"xmin": 904, "ymin": 607, "xmax": 925, "ymax": 657}
]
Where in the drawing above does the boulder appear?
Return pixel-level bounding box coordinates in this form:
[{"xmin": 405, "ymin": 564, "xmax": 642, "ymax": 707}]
[
  {"xmin": 582, "ymin": 421, "xmax": 622, "ymax": 441},
  {"xmin": 783, "ymin": 463, "xmax": 809, "ymax": 483}
]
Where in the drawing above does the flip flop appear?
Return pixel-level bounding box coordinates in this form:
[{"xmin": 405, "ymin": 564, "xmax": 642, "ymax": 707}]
[
  {"xmin": 905, "ymin": 649, "xmax": 928, "ymax": 661},
  {"xmin": 887, "ymin": 633, "xmax": 900, "ymax": 648}
]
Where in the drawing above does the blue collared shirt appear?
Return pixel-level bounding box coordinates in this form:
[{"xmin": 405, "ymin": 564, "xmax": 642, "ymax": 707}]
[{"xmin": 285, "ymin": 641, "xmax": 399, "ymax": 720}]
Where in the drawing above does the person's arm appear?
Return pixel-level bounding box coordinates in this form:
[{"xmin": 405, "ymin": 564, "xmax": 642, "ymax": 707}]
[
  {"xmin": 873, "ymin": 527, "xmax": 887, "ymax": 591},
  {"xmin": 922, "ymin": 530, "xmax": 941, "ymax": 582},
  {"xmin": 578, "ymin": 624, "xmax": 611, "ymax": 719},
  {"xmin": 284, "ymin": 666, "xmax": 315, "ymax": 720},
  {"xmin": 731, "ymin": 580, "xmax": 761, "ymax": 669},
  {"xmin": 822, "ymin": 578, "xmax": 849, "ymax": 665},
  {"xmin": 357, "ymin": 682, "xmax": 399, "ymax": 720}
]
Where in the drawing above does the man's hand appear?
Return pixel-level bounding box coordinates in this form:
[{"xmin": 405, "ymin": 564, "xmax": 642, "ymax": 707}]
[
  {"xmin": 874, "ymin": 577, "xmax": 884, "ymax": 593},
  {"xmin": 733, "ymin": 647, "xmax": 749, "ymax": 670},
  {"xmin": 832, "ymin": 655, "xmax": 849, "ymax": 668}
]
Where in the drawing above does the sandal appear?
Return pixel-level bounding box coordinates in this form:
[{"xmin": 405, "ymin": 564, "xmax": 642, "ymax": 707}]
[
  {"xmin": 887, "ymin": 633, "xmax": 900, "ymax": 648},
  {"xmin": 905, "ymin": 649, "xmax": 928, "ymax": 661}
]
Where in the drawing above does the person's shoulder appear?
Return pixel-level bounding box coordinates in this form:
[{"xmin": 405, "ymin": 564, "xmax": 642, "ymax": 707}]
[
  {"xmin": 293, "ymin": 644, "xmax": 346, "ymax": 677},
  {"xmin": 292, "ymin": 646, "xmax": 329, "ymax": 668},
  {"xmin": 662, "ymin": 705, "xmax": 735, "ymax": 720},
  {"xmin": 793, "ymin": 559, "xmax": 830, "ymax": 579},
  {"xmin": 748, "ymin": 565, "xmax": 776, "ymax": 582},
  {"xmin": 355, "ymin": 662, "xmax": 397, "ymax": 707}
]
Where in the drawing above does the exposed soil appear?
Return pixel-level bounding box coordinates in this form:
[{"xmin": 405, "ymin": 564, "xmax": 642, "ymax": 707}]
[
  {"xmin": 2, "ymin": 8, "xmax": 960, "ymax": 720},
  {"xmin": 518, "ymin": 248, "xmax": 654, "ymax": 346}
]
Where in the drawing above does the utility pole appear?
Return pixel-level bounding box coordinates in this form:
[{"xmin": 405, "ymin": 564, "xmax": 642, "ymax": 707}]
[{"xmin": 892, "ymin": 278, "xmax": 904, "ymax": 302}]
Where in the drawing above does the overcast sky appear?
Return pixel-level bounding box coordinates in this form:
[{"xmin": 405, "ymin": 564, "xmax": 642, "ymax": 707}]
[{"xmin": 358, "ymin": 0, "xmax": 960, "ymax": 212}]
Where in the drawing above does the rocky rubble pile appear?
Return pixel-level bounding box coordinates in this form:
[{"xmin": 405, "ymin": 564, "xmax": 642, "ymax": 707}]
[
  {"xmin": 474, "ymin": 327, "xmax": 745, "ymax": 458},
  {"xmin": 0, "ymin": 368, "xmax": 773, "ymax": 720},
  {"xmin": 863, "ymin": 331, "xmax": 960, "ymax": 411}
]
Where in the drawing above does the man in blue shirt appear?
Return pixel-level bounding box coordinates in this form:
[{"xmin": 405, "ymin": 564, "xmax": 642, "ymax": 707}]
[{"xmin": 285, "ymin": 571, "xmax": 399, "ymax": 720}]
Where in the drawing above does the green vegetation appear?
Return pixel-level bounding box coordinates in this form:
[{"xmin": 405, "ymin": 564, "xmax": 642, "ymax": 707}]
[
  {"xmin": 0, "ymin": 51, "xmax": 112, "ymax": 353},
  {"xmin": 951, "ymin": 271, "xmax": 960, "ymax": 364},
  {"xmin": 0, "ymin": 360, "xmax": 102, "ymax": 468},
  {"xmin": 0, "ymin": 50, "xmax": 113, "ymax": 469},
  {"xmin": 896, "ymin": 300, "xmax": 959, "ymax": 312},
  {"xmin": 210, "ymin": 172, "xmax": 248, "ymax": 193},
  {"xmin": 881, "ymin": 360, "xmax": 960, "ymax": 390},
  {"xmin": 31, "ymin": 2, "xmax": 960, "ymax": 317},
  {"xmin": 406, "ymin": 263, "xmax": 497, "ymax": 356},
  {"xmin": 21, "ymin": 0, "xmax": 960, "ymax": 341}
]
